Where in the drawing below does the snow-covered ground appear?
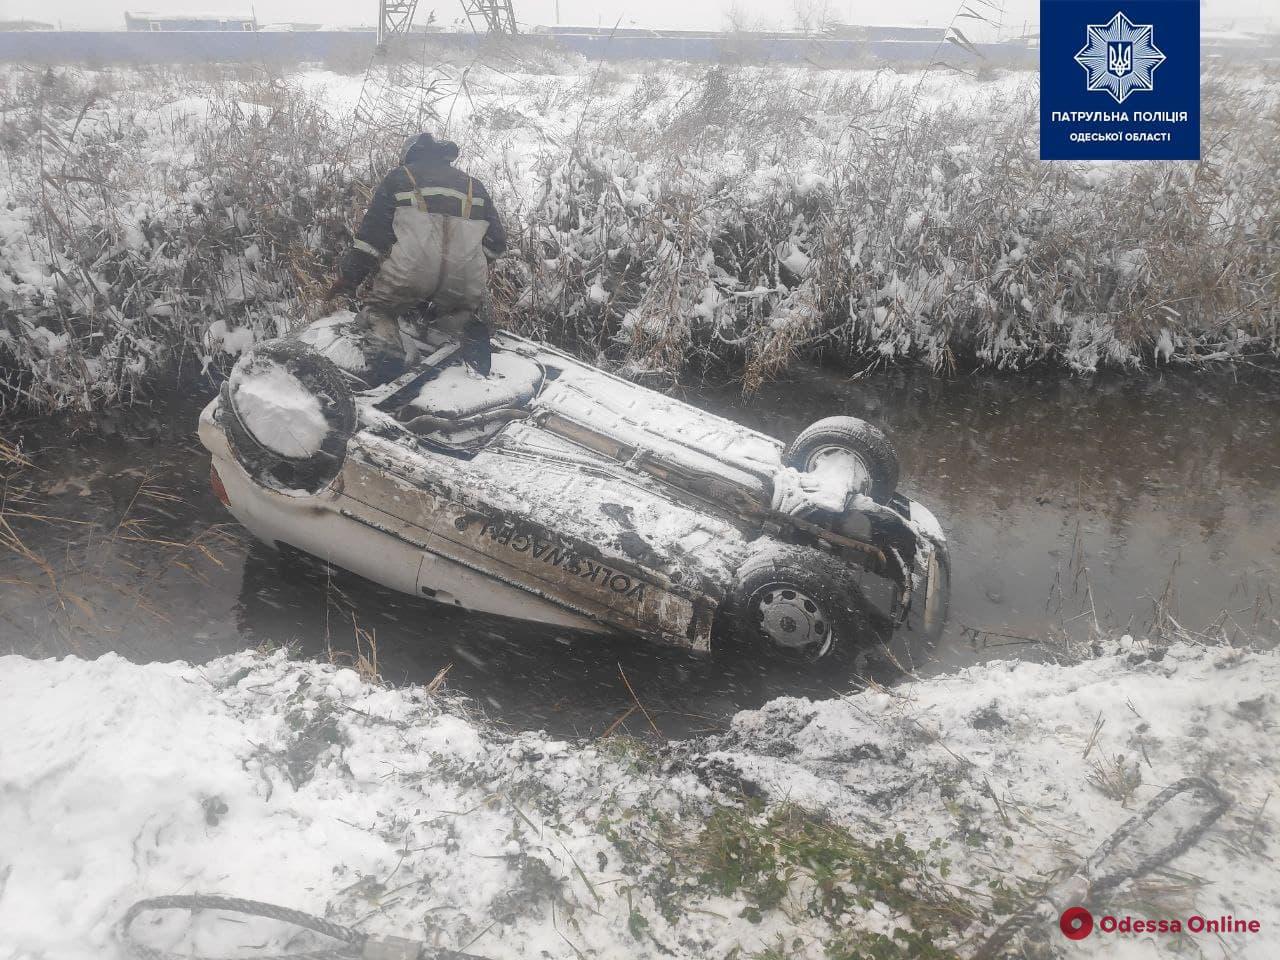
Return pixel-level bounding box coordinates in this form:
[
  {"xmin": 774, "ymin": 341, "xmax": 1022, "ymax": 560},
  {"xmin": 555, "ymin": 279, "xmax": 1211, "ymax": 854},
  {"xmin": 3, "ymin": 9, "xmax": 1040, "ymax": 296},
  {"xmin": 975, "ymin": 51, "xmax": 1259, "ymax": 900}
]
[{"xmin": 2, "ymin": 638, "xmax": 1276, "ymax": 959}]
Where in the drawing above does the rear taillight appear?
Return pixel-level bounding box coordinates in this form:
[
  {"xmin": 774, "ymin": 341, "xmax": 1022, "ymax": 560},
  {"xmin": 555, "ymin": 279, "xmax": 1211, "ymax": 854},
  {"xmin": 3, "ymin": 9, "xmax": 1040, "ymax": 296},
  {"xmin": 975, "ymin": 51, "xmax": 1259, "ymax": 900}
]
[{"xmin": 210, "ymin": 464, "xmax": 230, "ymax": 507}]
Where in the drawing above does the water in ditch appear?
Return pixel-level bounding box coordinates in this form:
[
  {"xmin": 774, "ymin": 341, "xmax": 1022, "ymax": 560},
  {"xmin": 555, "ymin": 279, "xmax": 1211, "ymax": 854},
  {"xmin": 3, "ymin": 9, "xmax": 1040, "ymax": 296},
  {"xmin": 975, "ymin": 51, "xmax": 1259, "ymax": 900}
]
[{"xmin": 3, "ymin": 365, "xmax": 1277, "ymax": 738}]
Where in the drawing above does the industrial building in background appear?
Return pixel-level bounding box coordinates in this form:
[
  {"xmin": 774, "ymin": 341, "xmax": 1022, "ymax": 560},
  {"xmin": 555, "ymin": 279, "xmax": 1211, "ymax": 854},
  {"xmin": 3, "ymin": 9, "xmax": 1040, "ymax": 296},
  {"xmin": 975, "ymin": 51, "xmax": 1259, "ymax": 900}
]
[{"xmin": 124, "ymin": 12, "xmax": 257, "ymax": 32}]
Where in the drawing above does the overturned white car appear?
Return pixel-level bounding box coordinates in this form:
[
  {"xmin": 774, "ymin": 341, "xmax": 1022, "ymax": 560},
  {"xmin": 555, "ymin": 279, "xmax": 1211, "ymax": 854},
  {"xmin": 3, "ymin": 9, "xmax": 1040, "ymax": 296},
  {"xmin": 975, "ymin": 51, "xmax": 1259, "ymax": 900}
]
[{"xmin": 199, "ymin": 316, "xmax": 948, "ymax": 660}]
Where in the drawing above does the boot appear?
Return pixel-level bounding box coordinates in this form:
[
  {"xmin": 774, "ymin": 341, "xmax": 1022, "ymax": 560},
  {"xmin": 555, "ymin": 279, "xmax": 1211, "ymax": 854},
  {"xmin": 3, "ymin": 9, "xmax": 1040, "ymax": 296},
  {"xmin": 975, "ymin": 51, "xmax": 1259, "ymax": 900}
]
[
  {"xmin": 366, "ymin": 345, "xmax": 407, "ymax": 386},
  {"xmin": 359, "ymin": 307, "xmax": 407, "ymax": 385},
  {"xmin": 460, "ymin": 318, "xmax": 492, "ymax": 376}
]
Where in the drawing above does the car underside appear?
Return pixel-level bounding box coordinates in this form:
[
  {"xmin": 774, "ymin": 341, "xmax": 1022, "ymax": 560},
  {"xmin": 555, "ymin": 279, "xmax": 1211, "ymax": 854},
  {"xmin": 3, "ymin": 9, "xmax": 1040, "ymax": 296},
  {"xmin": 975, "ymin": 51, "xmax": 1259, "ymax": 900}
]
[{"xmin": 200, "ymin": 317, "xmax": 949, "ymax": 660}]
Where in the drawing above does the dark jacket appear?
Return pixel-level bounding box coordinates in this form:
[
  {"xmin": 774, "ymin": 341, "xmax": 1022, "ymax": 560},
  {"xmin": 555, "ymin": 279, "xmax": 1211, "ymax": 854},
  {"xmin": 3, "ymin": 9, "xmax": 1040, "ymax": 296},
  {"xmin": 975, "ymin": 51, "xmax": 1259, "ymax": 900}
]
[{"xmin": 337, "ymin": 157, "xmax": 507, "ymax": 290}]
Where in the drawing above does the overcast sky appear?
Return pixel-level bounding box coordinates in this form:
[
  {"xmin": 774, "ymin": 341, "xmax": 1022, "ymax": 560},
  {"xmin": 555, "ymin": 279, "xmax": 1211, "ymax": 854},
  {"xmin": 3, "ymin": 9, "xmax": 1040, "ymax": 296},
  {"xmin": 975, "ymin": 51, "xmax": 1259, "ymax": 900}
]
[{"xmin": 4, "ymin": 0, "xmax": 1269, "ymax": 34}]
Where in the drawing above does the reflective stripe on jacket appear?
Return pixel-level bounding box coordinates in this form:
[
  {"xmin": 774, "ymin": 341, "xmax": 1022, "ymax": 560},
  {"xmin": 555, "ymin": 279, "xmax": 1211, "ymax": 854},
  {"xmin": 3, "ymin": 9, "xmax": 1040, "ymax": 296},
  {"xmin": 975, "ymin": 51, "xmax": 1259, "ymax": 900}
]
[{"xmin": 336, "ymin": 159, "xmax": 506, "ymax": 303}]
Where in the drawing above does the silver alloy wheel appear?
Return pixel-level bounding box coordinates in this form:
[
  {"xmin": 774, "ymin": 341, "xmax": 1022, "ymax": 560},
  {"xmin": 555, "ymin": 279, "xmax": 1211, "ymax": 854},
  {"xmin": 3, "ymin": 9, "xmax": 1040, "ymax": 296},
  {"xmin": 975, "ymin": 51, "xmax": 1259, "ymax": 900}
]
[{"xmin": 753, "ymin": 583, "xmax": 834, "ymax": 658}]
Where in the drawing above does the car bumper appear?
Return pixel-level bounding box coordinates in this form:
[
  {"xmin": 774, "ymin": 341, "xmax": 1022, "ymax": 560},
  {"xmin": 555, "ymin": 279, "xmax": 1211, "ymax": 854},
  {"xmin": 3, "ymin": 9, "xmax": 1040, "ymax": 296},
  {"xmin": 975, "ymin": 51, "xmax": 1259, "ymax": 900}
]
[{"xmin": 904, "ymin": 499, "xmax": 950, "ymax": 641}]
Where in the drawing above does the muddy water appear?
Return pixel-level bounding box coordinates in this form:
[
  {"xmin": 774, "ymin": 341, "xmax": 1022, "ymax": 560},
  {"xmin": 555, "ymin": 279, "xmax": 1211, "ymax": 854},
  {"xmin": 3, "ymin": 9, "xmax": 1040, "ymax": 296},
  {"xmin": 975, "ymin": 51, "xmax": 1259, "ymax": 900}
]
[{"xmin": 3, "ymin": 367, "xmax": 1278, "ymax": 738}]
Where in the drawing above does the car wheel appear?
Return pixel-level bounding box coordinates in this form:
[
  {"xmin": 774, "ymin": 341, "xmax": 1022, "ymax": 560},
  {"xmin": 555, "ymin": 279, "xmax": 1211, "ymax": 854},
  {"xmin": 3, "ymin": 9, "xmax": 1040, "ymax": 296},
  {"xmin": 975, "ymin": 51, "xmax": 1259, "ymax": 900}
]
[
  {"xmin": 224, "ymin": 339, "xmax": 357, "ymax": 495},
  {"xmin": 783, "ymin": 416, "xmax": 899, "ymax": 504},
  {"xmin": 725, "ymin": 545, "xmax": 871, "ymax": 662}
]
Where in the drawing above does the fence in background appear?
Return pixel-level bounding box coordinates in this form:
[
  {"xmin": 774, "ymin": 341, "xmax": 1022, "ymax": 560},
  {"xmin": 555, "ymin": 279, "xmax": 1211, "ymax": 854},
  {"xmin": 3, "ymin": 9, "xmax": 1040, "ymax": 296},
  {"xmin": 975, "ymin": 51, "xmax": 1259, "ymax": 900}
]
[
  {"xmin": 0, "ymin": 28, "xmax": 1272, "ymax": 66},
  {"xmin": 0, "ymin": 29, "xmax": 1037, "ymax": 66}
]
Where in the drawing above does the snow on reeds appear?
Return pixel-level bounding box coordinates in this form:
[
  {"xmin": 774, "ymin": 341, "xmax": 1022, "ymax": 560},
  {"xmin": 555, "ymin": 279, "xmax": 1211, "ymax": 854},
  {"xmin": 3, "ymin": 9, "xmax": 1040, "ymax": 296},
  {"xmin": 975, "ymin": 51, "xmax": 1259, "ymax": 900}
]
[
  {"xmin": 0, "ymin": 65, "xmax": 360, "ymax": 412},
  {"xmin": 1, "ymin": 60, "xmax": 1277, "ymax": 412}
]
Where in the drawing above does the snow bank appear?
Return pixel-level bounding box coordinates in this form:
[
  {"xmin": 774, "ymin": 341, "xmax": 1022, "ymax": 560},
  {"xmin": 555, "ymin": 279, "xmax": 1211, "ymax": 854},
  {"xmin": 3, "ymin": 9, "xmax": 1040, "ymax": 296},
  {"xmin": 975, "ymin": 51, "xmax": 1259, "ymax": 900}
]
[
  {"xmin": 0, "ymin": 652, "xmax": 729, "ymax": 960},
  {"xmin": 708, "ymin": 640, "xmax": 1280, "ymax": 943},
  {"xmin": 233, "ymin": 363, "xmax": 328, "ymax": 459},
  {"xmin": 1, "ymin": 641, "xmax": 1276, "ymax": 958}
]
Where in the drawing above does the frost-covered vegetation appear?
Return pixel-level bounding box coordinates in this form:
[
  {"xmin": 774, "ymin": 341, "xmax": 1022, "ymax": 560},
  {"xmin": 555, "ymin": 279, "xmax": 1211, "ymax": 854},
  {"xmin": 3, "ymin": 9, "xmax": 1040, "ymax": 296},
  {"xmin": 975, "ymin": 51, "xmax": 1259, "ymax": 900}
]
[{"xmin": 1, "ymin": 59, "xmax": 1278, "ymax": 411}]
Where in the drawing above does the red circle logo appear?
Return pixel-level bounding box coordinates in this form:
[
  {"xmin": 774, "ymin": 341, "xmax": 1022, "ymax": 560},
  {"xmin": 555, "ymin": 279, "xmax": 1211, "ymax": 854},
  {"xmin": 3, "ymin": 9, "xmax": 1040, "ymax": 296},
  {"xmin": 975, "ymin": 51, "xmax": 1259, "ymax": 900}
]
[{"xmin": 1060, "ymin": 906, "xmax": 1094, "ymax": 940}]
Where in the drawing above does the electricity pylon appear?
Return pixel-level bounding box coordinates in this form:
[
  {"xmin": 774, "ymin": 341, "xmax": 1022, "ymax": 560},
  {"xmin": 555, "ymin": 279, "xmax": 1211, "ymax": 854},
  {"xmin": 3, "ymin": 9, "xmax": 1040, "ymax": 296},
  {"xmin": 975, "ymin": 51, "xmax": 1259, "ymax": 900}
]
[
  {"xmin": 459, "ymin": 0, "xmax": 518, "ymax": 35},
  {"xmin": 376, "ymin": 0, "xmax": 419, "ymax": 49},
  {"xmin": 353, "ymin": 0, "xmax": 515, "ymax": 168},
  {"xmin": 357, "ymin": 1, "xmax": 452, "ymax": 151}
]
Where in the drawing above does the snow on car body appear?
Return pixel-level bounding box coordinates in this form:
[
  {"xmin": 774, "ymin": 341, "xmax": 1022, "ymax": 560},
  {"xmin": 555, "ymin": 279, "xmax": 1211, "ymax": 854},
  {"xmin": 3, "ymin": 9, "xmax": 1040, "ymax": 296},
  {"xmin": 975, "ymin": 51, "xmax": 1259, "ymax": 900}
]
[{"xmin": 199, "ymin": 320, "xmax": 949, "ymax": 658}]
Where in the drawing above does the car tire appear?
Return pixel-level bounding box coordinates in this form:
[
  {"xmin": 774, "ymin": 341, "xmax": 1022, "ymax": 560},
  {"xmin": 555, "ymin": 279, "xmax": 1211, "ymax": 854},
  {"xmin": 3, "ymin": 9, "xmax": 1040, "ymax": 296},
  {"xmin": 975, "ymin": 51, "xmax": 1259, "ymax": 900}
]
[
  {"xmin": 224, "ymin": 339, "xmax": 357, "ymax": 495},
  {"xmin": 783, "ymin": 416, "xmax": 899, "ymax": 504},
  {"xmin": 724, "ymin": 544, "xmax": 872, "ymax": 662}
]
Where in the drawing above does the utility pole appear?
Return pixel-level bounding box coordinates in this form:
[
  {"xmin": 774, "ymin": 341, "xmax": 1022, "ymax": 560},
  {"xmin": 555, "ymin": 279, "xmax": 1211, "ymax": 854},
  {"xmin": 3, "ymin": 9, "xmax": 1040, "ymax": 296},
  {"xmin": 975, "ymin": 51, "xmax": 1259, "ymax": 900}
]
[
  {"xmin": 459, "ymin": 0, "xmax": 519, "ymax": 35},
  {"xmin": 376, "ymin": 0, "xmax": 419, "ymax": 50}
]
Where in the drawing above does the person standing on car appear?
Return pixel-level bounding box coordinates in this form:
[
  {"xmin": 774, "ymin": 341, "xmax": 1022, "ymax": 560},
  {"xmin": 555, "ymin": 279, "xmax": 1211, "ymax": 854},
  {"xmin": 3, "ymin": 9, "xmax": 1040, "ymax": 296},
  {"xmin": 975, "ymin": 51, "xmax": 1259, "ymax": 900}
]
[{"xmin": 328, "ymin": 132, "xmax": 507, "ymax": 381}]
